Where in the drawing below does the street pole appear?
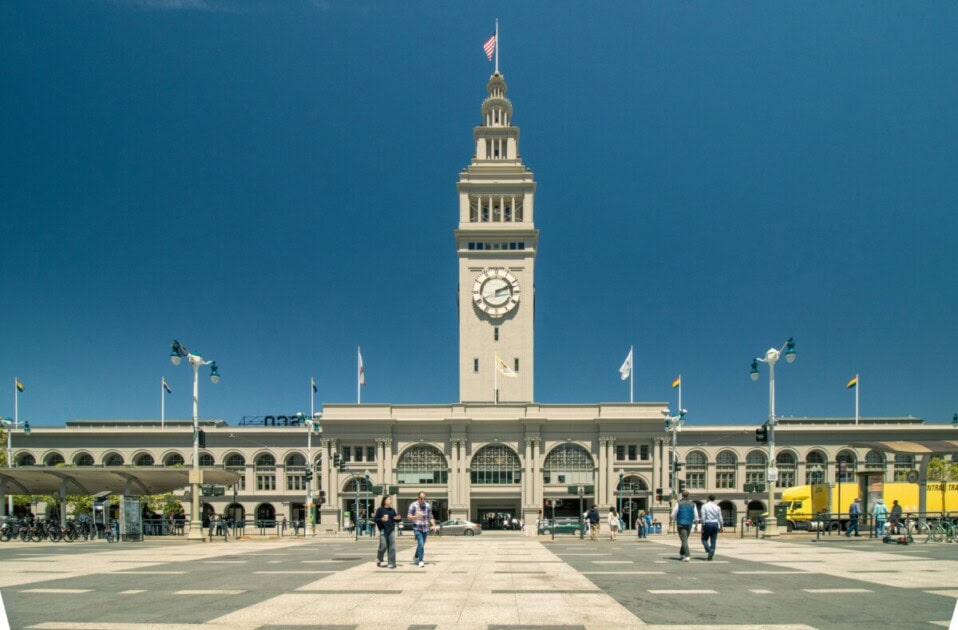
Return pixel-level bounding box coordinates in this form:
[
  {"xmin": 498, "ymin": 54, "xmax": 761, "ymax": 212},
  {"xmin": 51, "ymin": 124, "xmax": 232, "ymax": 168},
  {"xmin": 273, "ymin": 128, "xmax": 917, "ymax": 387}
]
[
  {"xmin": 617, "ymin": 470, "xmax": 623, "ymax": 528},
  {"xmin": 190, "ymin": 359, "xmax": 202, "ymax": 541},
  {"xmin": 306, "ymin": 422, "xmax": 313, "ymax": 535}
]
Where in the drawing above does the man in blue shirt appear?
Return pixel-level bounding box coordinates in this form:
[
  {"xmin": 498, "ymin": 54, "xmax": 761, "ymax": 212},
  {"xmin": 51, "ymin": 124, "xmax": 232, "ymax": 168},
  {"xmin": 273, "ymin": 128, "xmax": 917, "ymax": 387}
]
[
  {"xmin": 670, "ymin": 490, "xmax": 700, "ymax": 562},
  {"xmin": 846, "ymin": 498, "xmax": 862, "ymax": 537}
]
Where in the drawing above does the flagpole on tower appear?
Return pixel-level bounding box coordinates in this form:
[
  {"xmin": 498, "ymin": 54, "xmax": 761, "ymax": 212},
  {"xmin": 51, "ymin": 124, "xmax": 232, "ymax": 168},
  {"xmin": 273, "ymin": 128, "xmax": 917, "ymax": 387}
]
[
  {"xmin": 161, "ymin": 377, "xmax": 165, "ymax": 428},
  {"xmin": 14, "ymin": 377, "xmax": 19, "ymax": 430},
  {"xmin": 629, "ymin": 345, "xmax": 634, "ymax": 404},
  {"xmin": 678, "ymin": 375, "xmax": 682, "ymax": 414},
  {"xmin": 494, "ymin": 18, "xmax": 499, "ymax": 74},
  {"xmin": 357, "ymin": 348, "xmax": 361, "ymax": 405},
  {"xmin": 855, "ymin": 374, "xmax": 859, "ymax": 425}
]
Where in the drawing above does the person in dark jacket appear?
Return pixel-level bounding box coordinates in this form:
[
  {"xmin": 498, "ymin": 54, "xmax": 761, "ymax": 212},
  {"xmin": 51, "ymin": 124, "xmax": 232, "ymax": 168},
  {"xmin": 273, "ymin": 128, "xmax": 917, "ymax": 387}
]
[{"xmin": 374, "ymin": 495, "xmax": 402, "ymax": 569}]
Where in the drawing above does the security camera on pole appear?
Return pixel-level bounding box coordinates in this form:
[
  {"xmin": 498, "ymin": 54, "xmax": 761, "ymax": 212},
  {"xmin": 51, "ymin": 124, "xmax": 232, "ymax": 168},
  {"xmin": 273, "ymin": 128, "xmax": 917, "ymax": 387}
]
[
  {"xmin": 749, "ymin": 337, "xmax": 797, "ymax": 539},
  {"xmin": 169, "ymin": 339, "xmax": 220, "ymax": 542},
  {"xmin": 662, "ymin": 408, "xmax": 687, "ymax": 505}
]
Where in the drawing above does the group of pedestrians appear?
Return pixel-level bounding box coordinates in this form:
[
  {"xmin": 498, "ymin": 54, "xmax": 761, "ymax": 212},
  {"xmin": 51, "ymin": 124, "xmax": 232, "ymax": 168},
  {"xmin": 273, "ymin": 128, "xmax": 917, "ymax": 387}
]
[
  {"xmin": 671, "ymin": 490, "xmax": 723, "ymax": 561},
  {"xmin": 373, "ymin": 490, "xmax": 437, "ymax": 569}
]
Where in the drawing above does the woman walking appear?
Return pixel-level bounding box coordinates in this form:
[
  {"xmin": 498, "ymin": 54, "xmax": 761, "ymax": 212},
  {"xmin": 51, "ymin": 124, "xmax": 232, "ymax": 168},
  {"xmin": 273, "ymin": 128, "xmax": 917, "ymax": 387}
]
[
  {"xmin": 374, "ymin": 495, "xmax": 402, "ymax": 569},
  {"xmin": 608, "ymin": 507, "xmax": 620, "ymax": 541}
]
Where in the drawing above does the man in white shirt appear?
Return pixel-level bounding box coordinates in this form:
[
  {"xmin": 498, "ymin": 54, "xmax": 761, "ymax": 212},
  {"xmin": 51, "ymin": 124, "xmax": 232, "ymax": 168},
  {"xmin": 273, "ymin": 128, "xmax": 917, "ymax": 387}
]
[{"xmin": 700, "ymin": 494, "xmax": 723, "ymax": 561}]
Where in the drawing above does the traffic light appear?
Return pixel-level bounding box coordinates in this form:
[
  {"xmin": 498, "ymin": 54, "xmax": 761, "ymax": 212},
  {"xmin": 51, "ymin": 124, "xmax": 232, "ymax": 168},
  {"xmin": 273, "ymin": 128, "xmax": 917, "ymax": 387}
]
[
  {"xmin": 304, "ymin": 469, "xmax": 313, "ymax": 482},
  {"xmin": 197, "ymin": 429, "xmax": 207, "ymax": 449},
  {"xmin": 544, "ymin": 499, "xmax": 551, "ymax": 507},
  {"xmin": 333, "ymin": 453, "xmax": 341, "ymax": 467},
  {"xmin": 678, "ymin": 479, "xmax": 686, "ymax": 494},
  {"xmin": 755, "ymin": 424, "xmax": 769, "ymax": 444},
  {"xmin": 655, "ymin": 488, "xmax": 663, "ymax": 502},
  {"xmin": 319, "ymin": 490, "xmax": 327, "ymax": 505}
]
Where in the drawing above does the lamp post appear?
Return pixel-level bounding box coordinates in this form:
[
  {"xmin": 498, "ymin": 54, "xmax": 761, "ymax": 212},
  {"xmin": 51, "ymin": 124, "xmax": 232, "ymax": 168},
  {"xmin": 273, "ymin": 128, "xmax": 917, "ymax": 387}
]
[
  {"xmin": 2, "ymin": 417, "xmax": 30, "ymax": 516},
  {"xmin": 617, "ymin": 469, "xmax": 624, "ymax": 529},
  {"xmin": 169, "ymin": 339, "xmax": 220, "ymax": 541},
  {"xmin": 749, "ymin": 336, "xmax": 796, "ymax": 539},
  {"xmin": 296, "ymin": 412, "xmax": 322, "ymax": 536},
  {"xmin": 662, "ymin": 408, "xmax": 687, "ymax": 502}
]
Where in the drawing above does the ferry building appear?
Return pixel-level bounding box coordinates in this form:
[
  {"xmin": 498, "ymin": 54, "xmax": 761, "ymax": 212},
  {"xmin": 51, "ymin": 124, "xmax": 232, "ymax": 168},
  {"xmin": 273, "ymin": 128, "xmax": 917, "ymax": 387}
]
[{"xmin": 6, "ymin": 70, "xmax": 950, "ymax": 533}]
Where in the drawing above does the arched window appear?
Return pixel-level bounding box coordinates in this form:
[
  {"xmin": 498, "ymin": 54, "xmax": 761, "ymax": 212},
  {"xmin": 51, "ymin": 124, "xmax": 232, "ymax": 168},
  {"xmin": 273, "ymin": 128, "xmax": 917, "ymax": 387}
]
[
  {"xmin": 863, "ymin": 450, "xmax": 884, "ymax": 480},
  {"xmin": 44, "ymin": 453, "xmax": 65, "ymax": 466},
  {"xmin": 255, "ymin": 453, "xmax": 276, "ymax": 491},
  {"xmin": 746, "ymin": 451, "xmax": 766, "ymax": 486},
  {"xmin": 164, "ymin": 452, "xmax": 185, "ymax": 467},
  {"xmin": 806, "ymin": 451, "xmax": 827, "ymax": 485},
  {"xmin": 543, "ymin": 444, "xmax": 594, "ymax": 485},
  {"xmin": 715, "ymin": 451, "xmax": 737, "ymax": 489},
  {"xmin": 397, "ymin": 445, "xmax": 448, "ymax": 484},
  {"xmin": 15, "ymin": 453, "xmax": 35, "ymax": 466},
  {"xmin": 616, "ymin": 475, "xmax": 648, "ymax": 494},
  {"xmin": 836, "ymin": 450, "xmax": 857, "ymax": 483},
  {"xmin": 343, "ymin": 476, "xmax": 374, "ymax": 494},
  {"xmin": 225, "ymin": 453, "xmax": 246, "ymax": 490},
  {"xmin": 470, "ymin": 445, "xmax": 521, "ymax": 484},
  {"xmin": 198, "ymin": 453, "xmax": 215, "ymax": 467},
  {"xmin": 74, "ymin": 453, "xmax": 94, "ymax": 466},
  {"xmin": 894, "ymin": 453, "xmax": 915, "ymax": 481},
  {"xmin": 103, "ymin": 453, "xmax": 124, "ymax": 466},
  {"xmin": 286, "ymin": 453, "xmax": 306, "ymax": 491},
  {"xmin": 133, "ymin": 453, "xmax": 154, "ymax": 467},
  {"xmin": 777, "ymin": 451, "xmax": 797, "ymax": 488},
  {"xmin": 685, "ymin": 451, "xmax": 707, "ymax": 489}
]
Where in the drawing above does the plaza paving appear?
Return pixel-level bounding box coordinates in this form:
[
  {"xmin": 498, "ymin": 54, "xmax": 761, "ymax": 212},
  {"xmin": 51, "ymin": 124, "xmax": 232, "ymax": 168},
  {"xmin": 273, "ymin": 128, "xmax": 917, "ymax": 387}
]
[{"xmin": 0, "ymin": 532, "xmax": 956, "ymax": 629}]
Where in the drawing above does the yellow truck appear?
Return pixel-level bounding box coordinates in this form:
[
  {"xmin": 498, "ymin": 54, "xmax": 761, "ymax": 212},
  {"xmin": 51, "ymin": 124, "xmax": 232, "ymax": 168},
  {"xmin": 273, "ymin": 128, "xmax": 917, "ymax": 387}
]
[{"xmin": 779, "ymin": 481, "xmax": 958, "ymax": 532}]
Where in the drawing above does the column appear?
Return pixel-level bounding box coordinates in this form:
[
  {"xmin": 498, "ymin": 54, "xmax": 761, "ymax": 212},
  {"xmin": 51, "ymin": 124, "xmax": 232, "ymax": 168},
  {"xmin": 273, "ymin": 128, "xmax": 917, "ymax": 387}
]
[
  {"xmin": 596, "ymin": 437, "xmax": 605, "ymax": 507},
  {"xmin": 449, "ymin": 439, "xmax": 459, "ymax": 509},
  {"xmin": 606, "ymin": 438, "xmax": 616, "ymax": 506},
  {"xmin": 523, "ymin": 437, "xmax": 533, "ymax": 507}
]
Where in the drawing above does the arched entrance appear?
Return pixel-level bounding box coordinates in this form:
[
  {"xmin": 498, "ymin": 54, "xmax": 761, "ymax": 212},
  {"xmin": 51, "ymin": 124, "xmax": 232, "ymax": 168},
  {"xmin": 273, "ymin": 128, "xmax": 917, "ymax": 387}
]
[
  {"xmin": 719, "ymin": 500, "xmax": 737, "ymax": 528},
  {"xmin": 342, "ymin": 476, "xmax": 374, "ymax": 532},
  {"xmin": 615, "ymin": 475, "xmax": 649, "ymax": 529},
  {"xmin": 290, "ymin": 502, "xmax": 306, "ymax": 523},
  {"xmin": 543, "ymin": 444, "xmax": 595, "ymax": 518},
  {"xmin": 224, "ymin": 503, "xmax": 245, "ymax": 525},
  {"xmin": 255, "ymin": 503, "xmax": 276, "ymax": 525},
  {"xmin": 202, "ymin": 503, "xmax": 215, "ymax": 527},
  {"xmin": 746, "ymin": 500, "xmax": 765, "ymax": 522}
]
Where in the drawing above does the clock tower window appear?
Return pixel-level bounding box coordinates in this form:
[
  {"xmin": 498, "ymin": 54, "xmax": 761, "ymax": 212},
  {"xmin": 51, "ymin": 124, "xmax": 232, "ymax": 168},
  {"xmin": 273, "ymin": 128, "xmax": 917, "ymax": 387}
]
[
  {"xmin": 473, "ymin": 358, "xmax": 479, "ymax": 373},
  {"xmin": 494, "ymin": 327, "xmax": 499, "ymax": 341}
]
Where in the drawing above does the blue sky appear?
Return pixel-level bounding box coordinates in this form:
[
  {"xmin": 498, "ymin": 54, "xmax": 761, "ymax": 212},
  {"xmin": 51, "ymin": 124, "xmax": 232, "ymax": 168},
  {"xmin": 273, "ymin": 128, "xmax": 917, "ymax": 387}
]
[{"xmin": 1, "ymin": 1, "xmax": 955, "ymax": 427}]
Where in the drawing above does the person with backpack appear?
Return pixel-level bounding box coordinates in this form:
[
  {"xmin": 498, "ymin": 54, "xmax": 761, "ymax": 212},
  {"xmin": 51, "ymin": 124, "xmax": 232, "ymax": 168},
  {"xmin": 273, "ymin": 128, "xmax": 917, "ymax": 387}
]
[
  {"xmin": 846, "ymin": 497, "xmax": 862, "ymax": 537},
  {"xmin": 670, "ymin": 490, "xmax": 699, "ymax": 562},
  {"xmin": 587, "ymin": 506, "xmax": 601, "ymax": 540}
]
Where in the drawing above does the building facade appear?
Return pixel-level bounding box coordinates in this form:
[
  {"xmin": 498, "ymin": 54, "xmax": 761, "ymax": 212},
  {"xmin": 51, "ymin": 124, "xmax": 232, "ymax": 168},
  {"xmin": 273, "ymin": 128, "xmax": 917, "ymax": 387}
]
[{"xmin": 5, "ymin": 70, "xmax": 949, "ymax": 532}]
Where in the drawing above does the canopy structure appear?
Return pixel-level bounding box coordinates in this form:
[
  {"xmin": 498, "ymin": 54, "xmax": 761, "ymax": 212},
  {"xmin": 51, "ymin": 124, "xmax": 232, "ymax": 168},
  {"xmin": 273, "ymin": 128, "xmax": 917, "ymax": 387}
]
[
  {"xmin": 849, "ymin": 440, "xmax": 958, "ymax": 520},
  {"xmin": 850, "ymin": 440, "xmax": 958, "ymax": 455},
  {"xmin": 0, "ymin": 466, "xmax": 240, "ymax": 497}
]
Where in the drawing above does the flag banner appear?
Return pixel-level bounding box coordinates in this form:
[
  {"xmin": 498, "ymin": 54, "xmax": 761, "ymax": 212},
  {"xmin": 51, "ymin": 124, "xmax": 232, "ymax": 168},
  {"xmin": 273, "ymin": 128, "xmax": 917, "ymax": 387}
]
[
  {"xmin": 846, "ymin": 375, "xmax": 858, "ymax": 389},
  {"xmin": 672, "ymin": 376, "xmax": 681, "ymax": 389},
  {"xmin": 162, "ymin": 378, "xmax": 172, "ymax": 394},
  {"xmin": 495, "ymin": 352, "xmax": 517, "ymax": 378},
  {"xmin": 359, "ymin": 350, "xmax": 366, "ymax": 386},
  {"xmin": 618, "ymin": 348, "xmax": 633, "ymax": 381},
  {"xmin": 15, "ymin": 379, "xmax": 24, "ymax": 393},
  {"xmin": 311, "ymin": 377, "xmax": 318, "ymax": 393},
  {"xmin": 483, "ymin": 34, "xmax": 496, "ymax": 61}
]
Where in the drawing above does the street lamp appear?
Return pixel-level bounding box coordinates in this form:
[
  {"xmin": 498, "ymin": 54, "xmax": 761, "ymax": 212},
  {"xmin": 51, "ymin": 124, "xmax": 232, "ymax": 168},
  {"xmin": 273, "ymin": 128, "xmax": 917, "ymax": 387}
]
[
  {"xmin": 662, "ymin": 408, "xmax": 687, "ymax": 503},
  {"xmin": 169, "ymin": 339, "xmax": 220, "ymax": 541},
  {"xmin": 2, "ymin": 417, "xmax": 29, "ymax": 517},
  {"xmin": 749, "ymin": 336, "xmax": 796, "ymax": 538},
  {"xmin": 296, "ymin": 412, "xmax": 322, "ymax": 536},
  {"xmin": 617, "ymin": 469, "xmax": 624, "ymax": 528}
]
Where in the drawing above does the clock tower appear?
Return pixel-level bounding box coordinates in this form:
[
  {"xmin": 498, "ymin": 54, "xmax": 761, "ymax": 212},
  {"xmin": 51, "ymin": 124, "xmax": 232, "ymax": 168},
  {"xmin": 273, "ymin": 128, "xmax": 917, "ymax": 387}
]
[{"xmin": 456, "ymin": 71, "xmax": 538, "ymax": 403}]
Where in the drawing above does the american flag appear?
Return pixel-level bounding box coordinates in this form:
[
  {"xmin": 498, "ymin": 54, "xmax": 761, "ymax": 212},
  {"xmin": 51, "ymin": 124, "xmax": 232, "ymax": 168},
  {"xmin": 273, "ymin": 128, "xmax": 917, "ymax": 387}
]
[{"xmin": 483, "ymin": 34, "xmax": 496, "ymax": 61}]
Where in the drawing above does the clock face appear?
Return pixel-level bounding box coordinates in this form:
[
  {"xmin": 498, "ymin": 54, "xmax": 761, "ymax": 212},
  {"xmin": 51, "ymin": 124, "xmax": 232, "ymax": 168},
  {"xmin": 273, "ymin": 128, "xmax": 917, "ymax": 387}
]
[{"xmin": 472, "ymin": 269, "xmax": 520, "ymax": 317}]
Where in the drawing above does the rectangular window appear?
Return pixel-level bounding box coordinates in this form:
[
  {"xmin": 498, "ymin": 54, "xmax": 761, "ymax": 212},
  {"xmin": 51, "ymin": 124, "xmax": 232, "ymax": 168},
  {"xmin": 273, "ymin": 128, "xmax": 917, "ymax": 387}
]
[
  {"xmin": 354, "ymin": 447, "xmax": 363, "ymax": 462},
  {"xmin": 476, "ymin": 242, "xmax": 485, "ymax": 250},
  {"xmin": 518, "ymin": 242, "xmax": 525, "ymax": 250},
  {"xmin": 468, "ymin": 242, "xmax": 475, "ymax": 250},
  {"xmin": 287, "ymin": 474, "xmax": 305, "ymax": 491},
  {"xmin": 716, "ymin": 471, "xmax": 736, "ymax": 489},
  {"xmin": 342, "ymin": 446, "xmax": 351, "ymax": 462},
  {"xmin": 256, "ymin": 474, "xmax": 276, "ymax": 491},
  {"xmin": 628, "ymin": 445, "xmax": 637, "ymax": 461},
  {"xmin": 366, "ymin": 446, "xmax": 376, "ymax": 462},
  {"xmin": 509, "ymin": 242, "xmax": 517, "ymax": 250},
  {"xmin": 615, "ymin": 445, "xmax": 625, "ymax": 460},
  {"xmin": 494, "ymin": 327, "xmax": 499, "ymax": 341},
  {"xmin": 473, "ymin": 358, "xmax": 479, "ymax": 373},
  {"xmin": 514, "ymin": 358, "xmax": 519, "ymax": 372},
  {"xmin": 640, "ymin": 445, "xmax": 649, "ymax": 461},
  {"xmin": 687, "ymin": 472, "xmax": 706, "ymax": 489}
]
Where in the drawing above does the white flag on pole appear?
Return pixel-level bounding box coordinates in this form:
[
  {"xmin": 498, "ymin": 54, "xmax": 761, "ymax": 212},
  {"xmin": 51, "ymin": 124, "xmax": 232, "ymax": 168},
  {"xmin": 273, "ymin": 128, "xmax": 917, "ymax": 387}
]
[
  {"xmin": 619, "ymin": 347, "xmax": 633, "ymax": 381},
  {"xmin": 495, "ymin": 352, "xmax": 517, "ymax": 378},
  {"xmin": 358, "ymin": 348, "xmax": 366, "ymax": 386}
]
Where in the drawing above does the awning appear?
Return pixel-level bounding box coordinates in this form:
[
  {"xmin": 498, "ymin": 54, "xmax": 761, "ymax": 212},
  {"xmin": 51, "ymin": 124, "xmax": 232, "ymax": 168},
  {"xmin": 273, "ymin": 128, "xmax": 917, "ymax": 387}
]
[
  {"xmin": 0, "ymin": 467, "xmax": 240, "ymax": 496},
  {"xmin": 849, "ymin": 440, "xmax": 958, "ymax": 455}
]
